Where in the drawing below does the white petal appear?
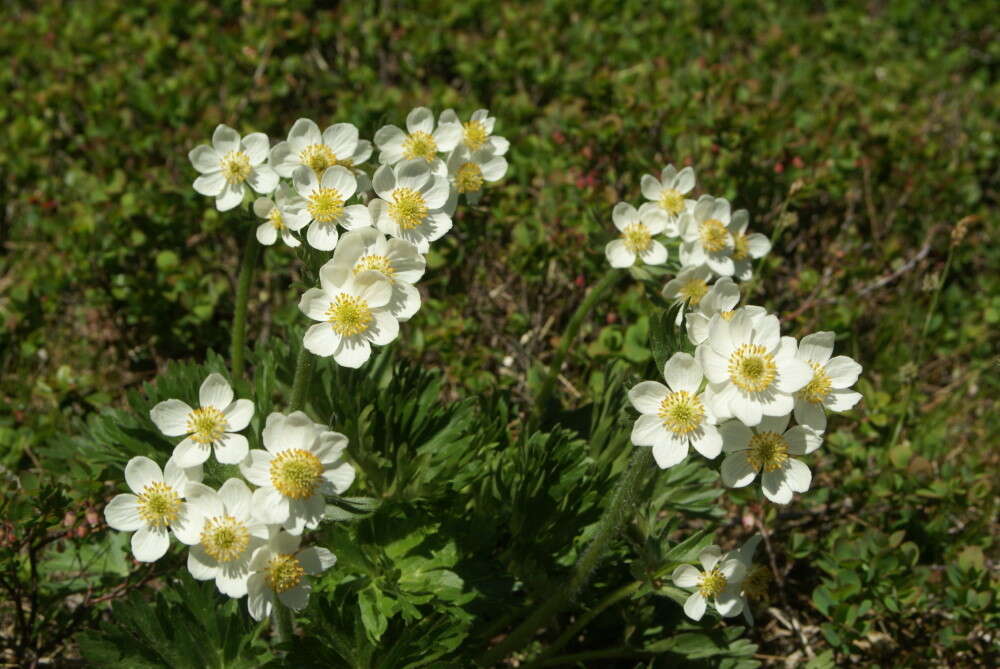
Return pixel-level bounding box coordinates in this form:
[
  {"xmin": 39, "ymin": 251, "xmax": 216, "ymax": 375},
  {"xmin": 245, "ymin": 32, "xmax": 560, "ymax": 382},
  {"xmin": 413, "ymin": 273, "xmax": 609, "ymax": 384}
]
[
  {"xmin": 150, "ymin": 399, "xmax": 193, "ymax": 436},
  {"xmin": 277, "ymin": 583, "xmax": 311, "ymax": 610},
  {"xmin": 826, "ymin": 389, "xmax": 862, "ymax": 411},
  {"xmin": 239, "ymin": 449, "xmax": 273, "ymax": 487},
  {"xmin": 187, "ymin": 545, "xmax": 217, "ymax": 580},
  {"xmin": 745, "ymin": 233, "xmax": 771, "ymax": 258},
  {"xmin": 213, "ymin": 433, "xmax": 249, "ymax": 464},
  {"xmin": 241, "ymin": 133, "xmax": 270, "ymax": 164},
  {"xmin": 124, "ymin": 456, "xmax": 163, "ymax": 493},
  {"xmin": 219, "ymin": 477, "xmax": 252, "ymax": 520},
  {"xmin": 396, "ymin": 159, "xmax": 430, "ymax": 192},
  {"xmin": 651, "ymin": 432, "xmax": 689, "ymax": 469},
  {"xmin": 421, "ymin": 176, "xmax": 450, "ymax": 210},
  {"xmin": 251, "ymin": 486, "xmax": 291, "ymax": 525},
  {"xmin": 299, "ymin": 287, "xmax": 332, "ymax": 321},
  {"xmin": 631, "ymin": 415, "xmax": 665, "ymax": 447},
  {"xmin": 640, "ymin": 175, "xmax": 663, "ymax": 202},
  {"xmin": 265, "ymin": 412, "xmax": 318, "ymax": 454},
  {"xmin": 341, "ymin": 204, "xmax": 372, "ymax": 231},
  {"xmin": 776, "ymin": 358, "xmax": 813, "ymax": 393},
  {"xmin": 288, "ymin": 118, "xmax": 321, "ymax": 149},
  {"xmin": 757, "ymin": 413, "xmax": 790, "ymax": 434},
  {"xmin": 730, "ymin": 394, "xmax": 763, "ymax": 426},
  {"xmin": 432, "ymin": 122, "xmax": 462, "ymax": 151},
  {"xmin": 172, "ymin": 437, "xmax": 210, "ymax": 467},
  {"xmin": 322, "ymin": 461, "xmax": 356, "ymax": 494},
  {"xmin": 797, "ymin": 331, "xmax": 835, "ymax": 365},
  {"xmin": 761, "ymin": 470, "xmax": 793, "ymax": 504},
  {"xmin": 612, "ymin": 202, "xmax": 638, "ymax": 231},
  {"xmin": 406, "ymin": 107, "xmax": 435, "ymax": 134},
  {"xmin": 185, "ymin": 482, "xmax": 224, "ymax": 519},
  {"xmin": 212, "ymin": 124, "xmax": 240, "ymax": 154},
  {"xmin": 663, "ymin": 352, "xmax": 702, "ymax": 393},
  {"xmin": 369, "ymin": 310, "xmax": 399, "ymax": 346},
  {"xmin": 132, "ymin": 525, "xmax": 170, "ymax": 562},
  {"xmin": 672, "ymin": 564, "xmax": 701, "ymax": 588},
  {"xmin": 320, "ymin": 165, "xmax": 357, "ymax": 199},
  {"xmin": 105, "ymin": 494, "xmax": 142, "ymax": 531},
  {"xmin": 627, "ymin": 381, "xmax": 669, "ymax": 414},
  {"xmin": 333, "ymin": 337, "xmax": 372, "ymax": 368},
  {"xmin": 826, "ymin": 356, "xmax": 863, "ymax": 388},
  {"xmin": 247, "ymin": 165, "xmax": 279, "ymax": 195},
  {"xmin": 783, "ymin": 459, "xmax": 812, "ymax": 493},
  {"xmin": 719, "ymin": 420, "xmax": 752, "ymax": 452},
  {"xmin": 216, "ymin": 182, "xmax": 245, "ymax": 211},
  {"xmin": 683, "ymin": 593, "xmax": 707, "ymax": 621},
  {"xmin": 256, "ymin": 223, "xmax": 278, "ymax": 246},
  {"xmin": 247, "ymin": 576, "xmax": 273, "ymax": 621},
  {"xmin": 293, "ymin": 165, "xmax": 319, "ymax": 198},
  {"xmin": 604, "ymin": 239, "xmax": 636, "ymax": 268},
  {"xmin": 169, "ymin": 503, "xmax": 201, "ymax": 545},
  {"xmin": 721, "ymin": 453, "xmax": 757, "ymax": 488},
  {"xmin": 699, "ymin": 347, "xmax": 729, "ymax": 385},
  {"xmin": 299, "ymin": 546, "xmax": 337, "ymax": 574},
  {"xmin": 785, "ymin": 425, "xmax": 823, "ymax": 455},
  {"xmin": 304, "ymin": 323, "xmax": 342, "ymax": 357},
  {"xmin": 323, "ymin": 123, "xmax": 359, "ymax": 157},
  {"xmin": 193, "ymin": 172, "xmax": 226, "ymax": 196},
  {"xmin": 675, "ymin": 166, "xmax": 695, "ymax": 193},
  {"xmin": 199, "ymin": 374, "xmax": 233, "ymax": 411},
  {"xmin": 793, "ymin": 399, "xmax": 827, "ymax": 433},
  {"xmin": 164, "ymin": 458, "xmax": 202, "ymax": 489},
  {"xmin": 389, "ymin": 282, "xmax": 421, "ymax": 321},
  {"xmin": 306, "ymin": 221, "xmax": 339, "ymax": 251},
  {"xmin": 270, "ymin": 141, "xmax": 299, "ymax": 178},
  {"xmin": 690, "ymin": 424, "xmax": 722, "ymax": 459},
  {"xmin": 189, "ymin": 145, "xmax": 221, "ymax": 174},
  {"xmin": 224, "ymin": 399, "xmax": 254, "ymax": 432},
  {"xmin": 639, "ymin": 241, "xmax": 668, "ymax": 265}
]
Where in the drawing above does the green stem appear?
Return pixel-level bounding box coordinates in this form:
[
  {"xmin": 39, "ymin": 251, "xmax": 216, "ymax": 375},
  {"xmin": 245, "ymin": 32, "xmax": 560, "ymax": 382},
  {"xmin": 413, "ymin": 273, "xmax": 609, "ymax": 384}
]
[
  {"xmin": 230, "ymin": 222, "xmax": 260, "ymax": 379},
  {"xmin": 288, "ymin": 345, "xmax": 314, "ymax": 412},
  {"xmin": 273, "ymin": 604, "xmax": 294, "ymax": 643},
  {"xmin": 477, "ymin": 447, "xmax": 654, "ymax": 667},
  {"xmin": 532, "ymin": 580, "xmax": 642, "ymax": 663},
  {"xmin": 887, "ymin": 244, "xmax": 954, "ymax": 451},
  {"xmin": 532, "ymin": 269, "xmax": 620, "ymax": 424}
]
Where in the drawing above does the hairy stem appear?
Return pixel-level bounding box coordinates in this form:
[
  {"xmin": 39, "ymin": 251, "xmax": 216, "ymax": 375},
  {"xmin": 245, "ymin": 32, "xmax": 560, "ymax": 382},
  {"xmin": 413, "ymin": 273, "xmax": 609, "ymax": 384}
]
[
  {"xmin": 230, "ymin": 222, "xmax": 260, "ymax": 379},
  {"xmin": 273, "ymin": 604, "xmax": 295, "ymax": 643},
  {"xmin": 533, "ymin": 580, "xmax": 643, "ymax": 662},
  {"xmin": 532, "ymin": 269, "xmax": 620, "ymax": 424},
  {"xmin": 288, "ymin": 344, "xmax": 314, "ymax": 412},
  {"xmin": 477, "ymin": 447, "xmax": 654, "ymax": 666}
]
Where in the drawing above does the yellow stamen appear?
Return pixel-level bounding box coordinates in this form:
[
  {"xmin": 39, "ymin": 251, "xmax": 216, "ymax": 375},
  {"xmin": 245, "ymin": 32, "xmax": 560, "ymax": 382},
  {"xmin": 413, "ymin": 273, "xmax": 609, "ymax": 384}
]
[
  {"xmin": 402, "ymin": 131, "xmax": 438, "ymax": 162},
  {"xmin": 746, "ymin": 431, "xmax": 790, "ymax": 472},
  {"xmin": 700, "ymin": 218, "xmax": 729, "ymax": 253},
  {"xmin": 353, "ymin": 254, "xmax": 395, "ymax": 280},
  {"xmin": 265, "ymin": 553, "xmax": 306, "ymax": 593},
  {"xmin": 187, "ymin": 407, "xmax": 227, "ymax": 445},
  {"xmin": 137, "ymin": 482, "xmax": 182, "ymax": 528},
  {"xmin": 657, "ymin": 391, "xmax": 705, "ymax": 435},
  {"xmin": 269, "ymin": 449, "xmax": 324, "ymax": 500},
  {"xmin": 679, "ymin": 278, "xmax": 708, "ymax": 306},
  {"xmin": 622, "ymin": 223, "xmax": 653, "ymax": 253},
  {"xmin": 388, "ymin": 188, "xmax": 429, "ymax": 230},
  {"xmin": 307, "ymin": 187, "xmax": 345, "ymax": 223},
  {"xmin": 733, "ymin": 233, "xmax": 749, "ymax": 260},
  {"xmin": 799, "ymin": 361, "xmax": 832, "ymax": 404},
  {"xmin": 698, "ymin": 568, "xmax": 727, "ymax": 598},
  {"xmin": 660, "ymin": 188, "xmax": 684, "ymax": 215},
  {"xmin": 728, "ymin": 344, "xmax": 777, "ymax": 393},
  {"xmin": 325, "ymin": 294, "xmax": 373, "ymax": 337},
  {"xmin": 267, "ymin": 207, "xmax": 285, "ymax": 230},
  {"xmin": 200, "ymin": 515, "xmax": 250, "ymax": 563},
  {"xmin": 455, "ymin": 162, "xmax": 484, "ymax": 193},
  {"xmin": 220, "ymin": 150, "xmax": 252, "ymax": 185},
  {"xmin": 743, "ymin": 565, "xmax": 770, "ymax": 600},
  {"xmin": 463, "ymin": 120, "xmax": 488, "ymax": 151}
]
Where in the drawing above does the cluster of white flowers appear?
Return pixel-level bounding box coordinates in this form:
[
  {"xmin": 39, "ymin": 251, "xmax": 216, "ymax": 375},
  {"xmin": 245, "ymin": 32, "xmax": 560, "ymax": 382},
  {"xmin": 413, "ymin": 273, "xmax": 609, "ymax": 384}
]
[
  {"xmin": 622, "ymin": 166, "xmax": 862, "ymax": 622},
  {"xmin": 188, "ymin": 108, "xmax": 508, "ymax": 369},
  {"xmin": 105, "ymin": 374, "xmax": 354, "ymax": 621}
]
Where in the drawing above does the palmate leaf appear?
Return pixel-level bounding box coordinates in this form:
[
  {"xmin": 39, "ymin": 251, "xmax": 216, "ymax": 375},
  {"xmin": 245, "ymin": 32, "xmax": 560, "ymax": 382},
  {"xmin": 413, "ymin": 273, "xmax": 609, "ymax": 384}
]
[{"xmin": 77, "ymin": 573, "xmax": 270, "ymax": 668}]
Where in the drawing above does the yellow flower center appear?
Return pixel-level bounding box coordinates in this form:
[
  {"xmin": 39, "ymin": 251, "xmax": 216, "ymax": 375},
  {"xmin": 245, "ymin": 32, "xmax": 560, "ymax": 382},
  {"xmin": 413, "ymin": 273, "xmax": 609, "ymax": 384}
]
[
  {"xmin": 799, "ymin": 361, "xmax": 832, "ymax": 404},
  {"xmin": 269, "ymin": 448, "xmax": 324, "ymax": 500},
  {"xmin": 679, "ymin": 278, "xmax": 708, "ymax": 306},
  {"xmin": 388, "ymin": 188, "xmax": 429, "ymax": 230},
  {"xmin": 325, "ymin": 293, "xmax": 373, "ymax": 337},
  {"xmin": 265, "ymin": 553, "xmax": 306, "ymax": 593},
  {"xmin": 700, "ymin": 218, "xmax": 729, "ymax": 253},
  {"xmin": 622, "ymin": 223, "xmax": 653, "ymax": 254},
  {"xmin": 402, "ymin": 130, "xmax": 438, "ymax": 162},
  {"xmin": 220, "ymin": 150, "xmax": 252, "ymax": 185},
  {"xmin": 353, "ymin": 254, "xmax": 395, "ymax": 280},
  {"xmin": 743, "ymin": 564, "xmax": 770, "ymax": 600},
  {"xmin": 187, "ymin": 406, "xmax": 228, "ymax": 445},
  {"xmin": 660, "ymin": 188, "xmax": 685, "ymax": 215},
  {"xmin": 733, "ymin": 233, "xmax": 749, "ymax": 261},
  {"xmin": 746, "ymin": 431, "xmax": 790, "ymax": 472},
  {"xmin": 267, "ymin": 207, "xmax": 286, "ymax": 230},
  {"xmin": 721, "ymin": 310, "xmax": 735, "ymax": 321},
  {"xmin": 200, "ymin": 515, "xmax": 250, "ymax": 563},
  {"xmin": 728, "ymin": 344, "xmax": 777, "ymax": 393},
  {"xmin": 455, "ymin": 162, "xmax": 484, "ymax": 193},
  {"xmin": 307, "ymin": 187, "xmax": 345, "ymax": 223},
  {"xmin": 463, "ymin": 120, "xmax": 489, "ymax": 151},
  {"xmin": 698, "ymin": 568, "xmax": 727, "ymax": 598},
  {"xmin": 299, "ymin": 143, "xmax": 351, "ymax": 174},
  {"xmin": 657, "ymin": 390, "xmax": 705, "ymax": 435},
  {"xmin": 136, "ymin": 482, "xmax": 182, "ymax": 528}
]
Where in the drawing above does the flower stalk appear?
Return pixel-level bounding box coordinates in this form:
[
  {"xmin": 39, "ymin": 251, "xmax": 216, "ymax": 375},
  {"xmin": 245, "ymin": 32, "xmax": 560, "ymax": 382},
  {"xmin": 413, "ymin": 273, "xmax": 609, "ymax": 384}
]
[
  {"xmin": 231, "ymin": 217, "xmax": 260, "ymax": 379},
  {"xmin": 288, "ymin": 345, "xmax": 315, "ymax": 412},
  {"xmin": 477, "ymin": 447, "xmax": 654, "ymax": 666}
]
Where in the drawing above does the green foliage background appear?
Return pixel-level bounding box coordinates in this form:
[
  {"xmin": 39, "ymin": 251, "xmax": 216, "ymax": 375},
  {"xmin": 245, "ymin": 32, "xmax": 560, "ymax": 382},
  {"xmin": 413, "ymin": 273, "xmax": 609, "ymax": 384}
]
[{"xmin": 1, "ymin": 0, "xmax": 996, "ymax": 666}]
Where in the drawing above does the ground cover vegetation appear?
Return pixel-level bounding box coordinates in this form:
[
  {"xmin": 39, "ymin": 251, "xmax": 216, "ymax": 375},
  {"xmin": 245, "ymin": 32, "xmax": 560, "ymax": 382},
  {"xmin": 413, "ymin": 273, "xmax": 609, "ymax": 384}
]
[{"xmin": 0, "ymin": 1, "xmax": 997, "ymax": 667}]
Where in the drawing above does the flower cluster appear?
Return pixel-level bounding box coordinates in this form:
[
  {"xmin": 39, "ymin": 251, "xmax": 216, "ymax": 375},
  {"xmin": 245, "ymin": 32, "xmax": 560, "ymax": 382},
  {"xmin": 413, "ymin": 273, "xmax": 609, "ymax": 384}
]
[
  {"xmin": 623, "ymin": 165, "xmax": 862, "ymax": 622},
  {"xmin": 105, "ymin": 374, "xmax": 354, "ymax": 621},
  {"xmin": 189, "ymin": 108, "xmax": 508, "ymax": 369}
]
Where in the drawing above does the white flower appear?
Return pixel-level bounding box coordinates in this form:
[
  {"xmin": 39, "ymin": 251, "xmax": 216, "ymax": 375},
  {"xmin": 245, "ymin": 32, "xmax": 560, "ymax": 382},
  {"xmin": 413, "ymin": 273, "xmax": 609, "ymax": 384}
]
[
  {"xmin": 719, "ymin": 413, "xmax": 822, "ymax": 504},
  {"xmin": 327, "ymin": 227, "xmax": 426, "ymax": 322},
  {"xmin": 641, "ymin": 164, "xmax": 696, "ymax": 221},
  {"xmin": 246, "ymin": 529, "xmax": 337, "ymax": 621},
  {"xmin": 188, "ymin": 124, "xmax": 279, "ymax": 211},
  {"xmin": 662, "ymin": 265, "xmax": 713, "ymax": 325},
  {"xmin": 104, "ymin": 456, "xmax": 202, "ymax": 562},
  {"xmin": 672, "ymin": 545, "xmax": 746, "ymax": 621},
  {"xmin": 727, "ymin": 209, "xmax": 771, "ymax": 281},
  {"xmin": 696, "ymin": 309, "xmax": 813, "ymax": 426},
  {"xmin": 679, "ymin": 195, "xmax": 736, "ymax": 276},
  {"xmin": 253, "ymin": 183, "xmax": 311, "ymax": 247},
  {"xmin": 791, "ymin": 332, "xmax": 863, "ymax": 432},
  {"xmin": 723, "ymin": 534, "xmax": 767, "ymax": 625},
  {"xmin": 604, "ymin": 202, "xmax": 670, "ymax": 268},
  {"xmin": 445, "ymin": 145, "xmax": 508, "ymax": 205},
  {"xmin": 373, "ymin": 107, "xmax": 461, "ymax": 175},
  {"xmin": 685, "ymin": 277, "xmax": 740, "ymax": 345},
  {"xmin": 628, "ymin": 352, "xmax": 722, "ymax": 468},
  {"xmin": 439, "ymin": 108, "xmax": 509, "ymax": 156},
  {"xmin": 370, "ymin": 159, "xmax": 452, "ymax": 253},
  {"xmin": 240, "ymin": 411, "xmax": 355, "ymax": 535},
  {"xmin": 270, "ymin": 118, "xmax": 372, "ymax": 181},
  {"xmin": 149, "ymin": 373, "xmax": 254, "ymax": 467},
  {"xmin": 174, "ymin": 478, "xmax": 268, "ymax": 598},
  {"xmin": 299, "ymin": 267, "xmax": 398, "ymax": 368},
  {"xmin": 293, "ymin": 165, "xmax": 371, "ymax": 251}
]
